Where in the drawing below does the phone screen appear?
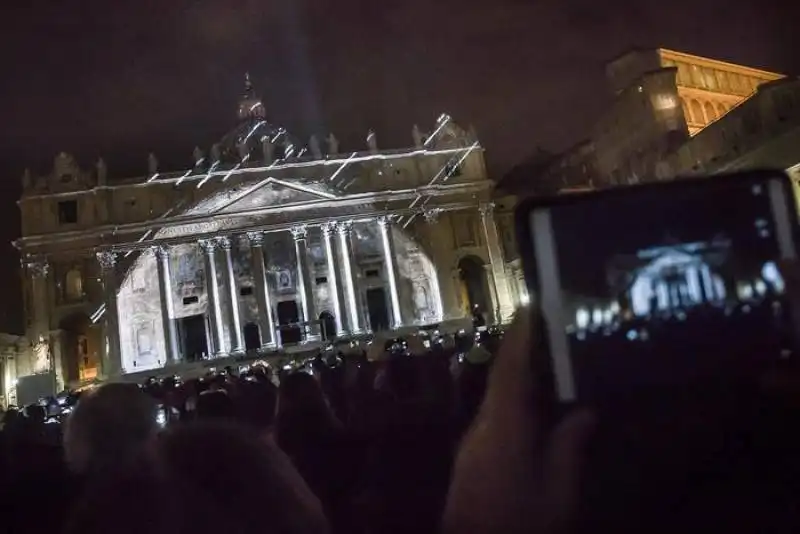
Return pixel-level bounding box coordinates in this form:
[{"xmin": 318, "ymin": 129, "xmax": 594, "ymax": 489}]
[{"xmin": 526, "ymin": 175, "xmax": 797, "ymax": 403}]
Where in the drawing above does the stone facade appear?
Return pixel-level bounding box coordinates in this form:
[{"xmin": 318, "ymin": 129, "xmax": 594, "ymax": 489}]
[
  {"xmin": 506, "ymin": 48, "xmax": 796, "ymax": 196},
  {"xmin": 14, "ymin": 80, "xmax": 523, "ymax": 389}
]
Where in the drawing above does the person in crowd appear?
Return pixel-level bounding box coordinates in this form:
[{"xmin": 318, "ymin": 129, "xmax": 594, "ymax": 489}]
[
  {"xmin": 63, "ymin": 422, "xmax": 329, "ymax": 534},
  {"xmin": 195, "ymin": 389, "xmax": 236, "ymax": 421},
  {"xmin": 276, "ymin": 371, "xmax": 361, "ymax": 534},
  {"xmin": 63, "ymin": 382, "xmax": 159, "ymax": 477}
]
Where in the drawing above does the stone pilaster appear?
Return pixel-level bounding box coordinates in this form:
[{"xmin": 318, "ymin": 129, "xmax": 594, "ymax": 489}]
[
  {"xmin": 336, "ymin": 221, "xmax": 363, "ymax": 334},
  {"xmin": 321, "ymin": 222, "xmax": 347, "ymax": 337},
  {"xmin": 154, "ymin": 245, "xmax": 180, "ymax": 364},
  {"xmin": 199, "ymin": 239, "xmax": 226, "ymax": 356},
  {"xmin": 291, "ymin": 225, "xmax": 319, "ymax": 340},
  {"xmin": 479, "ymin": 203, "xmax": 514, "ymax": 323},
  {"xmin": 218, "ymin": 237, "xmax": 244, "ymax": 353},
  {"xmin": 377, "ymin": 215, "xmax": 404, "ymax": 328},
  {"xmin": 246, "ymin": 232, "xmax": 277, "ymax": 348},
  {"xmin": 96, "ymin": 251, "xmax": 122, "ymax": 377}
]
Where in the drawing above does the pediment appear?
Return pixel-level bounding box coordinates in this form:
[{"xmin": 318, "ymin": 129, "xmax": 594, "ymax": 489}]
[{"xmin": 213, "ymin": 177, "xmax": 340, "ymax": 215}]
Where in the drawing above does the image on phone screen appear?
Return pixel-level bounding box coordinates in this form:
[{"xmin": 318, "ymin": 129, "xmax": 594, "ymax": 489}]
[{"xmin": 528, "ymin": 176, "xmax": 797, "ymax": 403}]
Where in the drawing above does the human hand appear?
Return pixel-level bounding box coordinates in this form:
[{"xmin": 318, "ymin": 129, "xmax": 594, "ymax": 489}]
[{"xmin": 442, "ymin": 308, "xmax": 595, "ymax": 533}]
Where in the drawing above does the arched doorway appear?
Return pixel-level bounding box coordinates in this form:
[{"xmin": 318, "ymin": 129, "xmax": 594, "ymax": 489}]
[
  {"xmin": 243, "ymin": 322, "xmax": 261, "ymax": 351},
  {"xmin": 458, "ymin": 256, "xmax": 491, "ymax": 319},
  {"xmin": 319, "ymin": 311, "xmax": 336, "ymax": 341},
  {"xmin": 58, "ymin": 313, "xmax": 100, "ymax": 384}
]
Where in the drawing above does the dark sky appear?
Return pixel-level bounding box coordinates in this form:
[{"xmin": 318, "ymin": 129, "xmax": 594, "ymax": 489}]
[{"xmin": 0, "ymin": 0, "xmax": 794, "ymax": 332}]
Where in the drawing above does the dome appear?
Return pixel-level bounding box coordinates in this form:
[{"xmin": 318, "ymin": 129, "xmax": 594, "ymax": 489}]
[{"xmin": 237, "ymin": 73, "xmax": 266, "ymax": 121}]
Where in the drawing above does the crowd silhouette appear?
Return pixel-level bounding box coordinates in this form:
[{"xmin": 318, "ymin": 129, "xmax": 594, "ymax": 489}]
[{"xmin": 2, "ymin": 305, "xmax": 800, "ymax": 534}]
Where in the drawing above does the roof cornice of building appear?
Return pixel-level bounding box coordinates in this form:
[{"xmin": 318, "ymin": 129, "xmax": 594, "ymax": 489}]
[{"xmin": 657, "ymin": 48, "xmax": 784, "ymax": 79}]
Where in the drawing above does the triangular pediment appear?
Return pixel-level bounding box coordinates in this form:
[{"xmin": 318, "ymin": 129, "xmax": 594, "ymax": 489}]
[{"xmin": 212, "ymin": 177, "xmax": 340, "ymax": 215}]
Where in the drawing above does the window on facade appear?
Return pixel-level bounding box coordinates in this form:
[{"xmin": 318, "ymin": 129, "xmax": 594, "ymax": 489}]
[
  {"xmin": 716, "ymin": 70, "xmax": 730, "ymax": 92},
  {"xmin": 690, "ymin": 65, "xmax": 705, "ymax": 88},
  {"xmin": 681, "ymin": 98, "xmax": 692, "ymax": 123},
  {"xmin": 715, "ymin": 102, "xmax": 727, "ymax": 118},
  {"xmin": 65, "ymin": 268, "xmax": 83, "ymax": 301},
  {"xmin": 676, "ymin": 63, "xmax": 690, "ymax": 85},
  {"xmin": 703, "ymin": 102, "xmax": 718, "ymax": 122},
  {"xmin": 239, "ymin": 286, "xmax": 254, "ymax": 296},
  {"xmin": 690, "ymin": 100, "xmax": 704, "ymax": 124},
  {"xmin": 58, "ymin": 200, "xmax": 78, "ymax": 224},
  {"xmin": 703, "ymin": 68, "xmax": 718, "ymax": 91},
  {"xmin": 183, "ymin": 296, "xmax": 199, "ymax": 305}
]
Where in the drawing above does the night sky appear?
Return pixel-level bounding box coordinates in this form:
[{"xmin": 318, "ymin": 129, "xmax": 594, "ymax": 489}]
[{"xmin": 0, "ymin": 0, "xmax": 794, "ymax": 332}]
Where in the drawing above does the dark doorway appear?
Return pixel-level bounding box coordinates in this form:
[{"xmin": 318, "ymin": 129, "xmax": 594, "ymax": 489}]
[
  {"xmin": 179, "ymin": 314, "xmax": 208, "ymax": 362},
  {"xmin": 319, "ymin": 311, "xmax": 336, "ymax": 340},
  {"xmin": 366, "ymin": 287, "xmax": 390, "ymax": 332},
  {"xmin": 458, "ymin": 256, "xmax": 491, "ymax": 318},
  {"xmin": 243, "ymin": 322, "xmax": 261, "ymax": 351},
  {"xmin": 277, "ymin": 300, "xmax": 302, "ymax": 344}
]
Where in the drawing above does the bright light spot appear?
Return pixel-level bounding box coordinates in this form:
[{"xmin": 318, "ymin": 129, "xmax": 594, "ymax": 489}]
[
  {"xmin": 575, "ymin": 308, "xmax": 590, "ymax": 329},
  {"xmin": 519, "ymin": 292, "xmax": 530, "ymax": 306}
]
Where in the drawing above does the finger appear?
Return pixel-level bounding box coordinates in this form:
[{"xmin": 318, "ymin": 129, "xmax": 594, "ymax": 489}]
[
  {"xmin": 542, "ymin": 410, "xmax": 597, "ymax": 527},
  {"xmin": 483, "ymin": 307, "xmax": 536, "ymax": 414}
]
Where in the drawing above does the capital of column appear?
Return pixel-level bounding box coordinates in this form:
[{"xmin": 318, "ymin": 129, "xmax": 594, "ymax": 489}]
[
  {"xmin": 376, "ymin": 215, "xmax": 394, "ymax": 228},
  {"xmin": 321, "ymin": 221, "xmax": 338, "ymax": 238},
  {"xmin": 153, "ymin": 245, "xmax": 171, "ymax": 260},
  {"xmin": 478, "ymin": 202, "xmax": 496, "ymax": 218},
  {"xmin": 216, "ymin": 236, "xmax": 233, "ymax": 250},
  {"xmin": 290, "ymin": 225, "xmax": 308, "ymax": 241},
  {"xmin": 246, "ymin": 231, "xmax": 265, "ymax": 247},
  {"xmin": 24, "ymin": 258, "xmax": 49, "ymax": 278},
  {"xmin": 198, "ymin": 239, "xmax": 217, "ymax": 254},
  {"xmin": 336, "ymin": 220, "xmax": 354, "ymax": 236},
  {"xmin": 96, "ymin": 251, "xmax": 118, "ymax": 272},
  {"xmin": 422, "ymin": 208, "xmax": 442, "ymax": 224}
]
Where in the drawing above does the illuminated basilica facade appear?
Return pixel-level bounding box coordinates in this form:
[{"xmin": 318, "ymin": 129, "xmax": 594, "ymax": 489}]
[{"xmin": 12, "ymin": 78, "xmax": 523, "ymax": 391}]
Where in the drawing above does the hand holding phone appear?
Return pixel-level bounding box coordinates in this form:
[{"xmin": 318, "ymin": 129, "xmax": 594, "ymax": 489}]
[{"xmin": 515, "ymin": 170, "xmax": 798, "ymax": 404}]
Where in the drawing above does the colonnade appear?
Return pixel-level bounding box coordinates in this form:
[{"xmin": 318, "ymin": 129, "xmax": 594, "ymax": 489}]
[
  {"xmin": 95, "ymin": 216, "xmax": 403, "ymax": 373},
  {"xmin": 26, "ymin": 204, "xmax": 513, "ymax": 379}
]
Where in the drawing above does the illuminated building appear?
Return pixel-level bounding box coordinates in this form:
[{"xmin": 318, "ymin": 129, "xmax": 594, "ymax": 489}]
[
  {"xmin": 505, "ymin": 48, "xmax": 797, "ymax": 194},
  {"xmin": 12, "ymin": 77, "xmax": 523, "ymax": 391}
]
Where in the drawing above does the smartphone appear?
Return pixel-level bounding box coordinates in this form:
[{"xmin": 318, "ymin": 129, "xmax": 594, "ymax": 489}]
[{"xmin": 516, "ymin": 170, "xmax": 799, "ymax": 404}]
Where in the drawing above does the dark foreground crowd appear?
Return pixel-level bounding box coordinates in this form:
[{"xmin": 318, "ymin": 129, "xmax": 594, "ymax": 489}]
[
  {"xmin": 0, "ymin": 328, "xmax": 500, "ymax": 534},
  {"xmin": 3, "ymin": 309, "xmax": 800, "ymax": 534}
]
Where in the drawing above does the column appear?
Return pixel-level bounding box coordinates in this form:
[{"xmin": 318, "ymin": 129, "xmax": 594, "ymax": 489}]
[
  {"xmin": 218, "ymin": 237, "xmax": 244, "ymax": 353},
  {"xmin": 321, "ymin": 222, "xmax": 347, "ymax": 336},
  {"xmin": 25, "ymin": 258, "xmax": 50, "ymax": 345},
  {"xmin": 291, "ymin": 225, "xmax": 319, "ymax": 339},
  {"xmin": 421, "ymin": 208, "xmax": 450, "ymax": 321},
  {"xmin": 479, "ymin": 202, "xmax": 514, "ymax": 323},
  {"xmin": 337, "ymin": 221, "xmax": 363, "ymax": 334},
  {"xmin": 154, "ymin": 245, "xmax": 180, "ymax": 364},
  {"xmin": 247, "ymin": 232, "xmax": 276, "ymax": 347},
  {"xmin": 199, "ymin": 239, "xmax": 226, "ymax": 356},
  {"xmin": 377, "ymin": 215, "xmax": 403, "ymax": 328},
  {"xmin": 96, "ymin": 251, "xmax": 122, "ymax": 377}
]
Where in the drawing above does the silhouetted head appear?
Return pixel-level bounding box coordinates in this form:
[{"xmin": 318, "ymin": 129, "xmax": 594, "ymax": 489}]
[
  {"xmin": 64, "ymin": 382, "xmax": 158, "ymax": 475},
  {"xmin": 64, "ymin": 422, "xmax": 328, "ymax": 534}
]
